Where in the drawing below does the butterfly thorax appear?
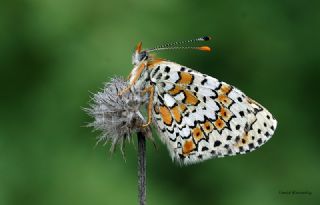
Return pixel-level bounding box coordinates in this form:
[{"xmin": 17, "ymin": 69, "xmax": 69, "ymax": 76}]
[{"xmin": 129, "ymin": 53, "xmax": 165, "ymax": 92}]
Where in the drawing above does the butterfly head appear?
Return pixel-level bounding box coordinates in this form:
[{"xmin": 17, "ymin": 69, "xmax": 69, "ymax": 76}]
[{"xmin": 132, "ymin": 42, "xmax": 149, "ymax": 65}]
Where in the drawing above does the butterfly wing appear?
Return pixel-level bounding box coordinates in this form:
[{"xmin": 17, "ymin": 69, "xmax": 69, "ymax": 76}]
[{"xmin": 149, "ymin": 61, "xmax": 277, "ymax": 165}]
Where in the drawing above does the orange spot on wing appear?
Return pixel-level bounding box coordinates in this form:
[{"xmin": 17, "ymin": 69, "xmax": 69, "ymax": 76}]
[
  {"xmin": 220, "ymin": 84, "xmax": 232, "ymax": 95},
  {"xmin": 217, "ymin": 95, "xmax": 232, "ymax": 107},
  {"xmin": 217, "ymin": 95, "xmax": 228, "ymax": 103},
  {"xmin": 219, "ymin": 107, "xmax": 232, "ymax": 122},
  {"xmin": 178, "ymin": 72, "xmax": 193, "ymax": 85},
  {"xmin": 169, "ymin": 85, "xmax": 183, "ymax": 95},
  {"xmin": 203, "ymin": 120, "xmax": 214, "ymax": 133},
  {"xmin": 171, "ymin": 106, "xmax": 182, "ymax": 123},
  {"xmin": 192, "ymin": 127, "xmax": 204, "ymax": 142},
  {"xmin": 184, "ymin": 90, "xmax": 199, "ymax": 105},
  {"xmin": 214, "ymin": 117, "xmax": 225, "ymax": 130},
  {"xmin": 183, "ymin": 140, "xmax": 196, "ymax": 155},
  {"xmin": 236, "ymin": 132, "xmax": 250, "ymax": 147},
  {"xmin": 179, "ymin": 104, "xmax": 187, "ymax": 112},
  {"xmin": 159, "ymin": 106, "xmax": 172, "ymax": 126}
]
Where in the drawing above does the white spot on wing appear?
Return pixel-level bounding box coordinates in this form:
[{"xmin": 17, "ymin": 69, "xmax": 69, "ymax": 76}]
[
  {"xmin": 204, "ymin": 77, "xmax": 220, "ymax": 89},
  {"xmin": 198, "ymin": 88, "xmax": 216, "ymax": 97},
  {"xmin": 181, "ymin": 127, "xmax": 190, "ymax": 137},
  {"xmin": 169, "ymin": 72, "xmax": 180, "ymax": 82},
  {"xmin": 163, "ymin": 83, "xmax": 174, "ymax": 91},
  {"xmin": 174, "ymin": 92, "xmax": 185, "ymax": 101},
  {"xmin": 164, "ymin": 94, "xmax": 175, "ymax": 107}
]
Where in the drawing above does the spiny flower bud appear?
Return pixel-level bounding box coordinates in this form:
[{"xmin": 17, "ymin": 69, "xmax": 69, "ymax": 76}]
[{"xmin": 85, "ymin": 77, "xmax": 152, "ymax": 156}]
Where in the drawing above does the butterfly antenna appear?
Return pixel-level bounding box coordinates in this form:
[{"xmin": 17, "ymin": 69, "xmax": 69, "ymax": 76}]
[
  {"xmin": 148, "ymin": 46, "xmax": 211, "ymax": 52},
  {"xmin": 148, "ymin": 36, "xmax": 212, "ymax": 52}
]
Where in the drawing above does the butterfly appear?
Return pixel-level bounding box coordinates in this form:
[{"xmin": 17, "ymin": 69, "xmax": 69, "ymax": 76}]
[{"xmin": 120, "ymin": 36, "xmax": 277, "ymax": 165}]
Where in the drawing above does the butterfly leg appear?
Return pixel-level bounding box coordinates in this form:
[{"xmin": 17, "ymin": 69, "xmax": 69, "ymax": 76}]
[
  {"xmin": 141, "ymin": 85, "xmax": 155, "ymax": 128},
  {"xmin": 118, "ymin": 63, "xmax": 146, "ymax": 96},
  {"xmin": 118, "ymin": 85, "xmax": 132, "ymax": 96}
]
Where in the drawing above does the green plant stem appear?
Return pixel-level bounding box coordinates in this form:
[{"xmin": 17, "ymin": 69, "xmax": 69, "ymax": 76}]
[{"xmin": 137, "ymin": 132, "xmax": 146, "ymax": 205}]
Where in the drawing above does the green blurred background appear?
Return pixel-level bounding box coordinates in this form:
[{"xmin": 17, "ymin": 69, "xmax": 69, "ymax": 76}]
[{"xmin": 1, "ymin": 0, "xmax": 319, "ymax": 204}]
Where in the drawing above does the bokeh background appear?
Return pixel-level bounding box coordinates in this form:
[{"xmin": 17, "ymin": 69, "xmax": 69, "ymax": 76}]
[{"xmin": 1, "ymin": 0, "xmax": 319, "ymax": 204}]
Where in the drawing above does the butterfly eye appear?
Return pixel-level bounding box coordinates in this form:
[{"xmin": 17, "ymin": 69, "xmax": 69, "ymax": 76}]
[{"xmin": 138, "ymin": 51, "xmax": 147, "ymax": 61}]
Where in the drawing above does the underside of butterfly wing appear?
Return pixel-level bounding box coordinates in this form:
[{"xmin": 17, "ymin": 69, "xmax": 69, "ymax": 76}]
[{"xmin": 149, "ymin": 61, "xmax": 277, "ymax": 165}]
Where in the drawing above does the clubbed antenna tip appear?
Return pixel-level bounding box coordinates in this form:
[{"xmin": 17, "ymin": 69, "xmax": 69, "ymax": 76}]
[{"xmin": 202, "ymin": 36, "xmax": 212, "ymax": 41}]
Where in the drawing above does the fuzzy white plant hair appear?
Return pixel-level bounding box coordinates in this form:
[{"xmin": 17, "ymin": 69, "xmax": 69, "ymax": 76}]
[{"xmin": 85, "ymin": 77, "xmax": 152, "ymax": 156}]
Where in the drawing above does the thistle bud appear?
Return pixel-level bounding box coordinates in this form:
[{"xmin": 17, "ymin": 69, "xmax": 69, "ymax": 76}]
[{"xmin": 85, "ymin": 77, "xmax": 151, "ymax": 156}]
